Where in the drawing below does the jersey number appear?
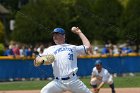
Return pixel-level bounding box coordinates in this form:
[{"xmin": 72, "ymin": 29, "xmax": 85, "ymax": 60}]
[{"xmin": 68, "ymin": 53, "xmax": 73, "ymax": 61}]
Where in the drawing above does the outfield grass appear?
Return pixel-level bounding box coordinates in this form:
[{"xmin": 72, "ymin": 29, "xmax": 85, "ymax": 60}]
[
  {"xmin": 83, "ymin": 76, "xmax": 140, "ymax": 88},
  {"xmin": 0, "ymin": 76, "xmax": 140, "ymax": 90}
]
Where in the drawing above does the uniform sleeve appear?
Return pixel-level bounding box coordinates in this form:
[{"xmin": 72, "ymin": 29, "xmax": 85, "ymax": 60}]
[
  {"xmin": 76, "ymin": 45, "xmax": 88, "ymax": 55},
  {"xmin": 91, "ymin": 67, "xmax": 96, "ymax": 77},
  {"xmin": 41, "ymin": 47, "xmax": 52, "ymax": 56}
]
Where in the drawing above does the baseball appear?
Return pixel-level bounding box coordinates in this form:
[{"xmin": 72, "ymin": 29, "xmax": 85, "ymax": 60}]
[{"xmin": 71, "ymin": 27, "xmax": 77, "ymax": 31}]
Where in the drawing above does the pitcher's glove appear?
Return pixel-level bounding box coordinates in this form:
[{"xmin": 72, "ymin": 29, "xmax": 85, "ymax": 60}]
[
  {"xmin": 34, "ymin": 54, "xmax": 55, "ymax": 66},
  {"xmin": 42, "ymin": 54, "xmax": 55, "ymax": 65}
]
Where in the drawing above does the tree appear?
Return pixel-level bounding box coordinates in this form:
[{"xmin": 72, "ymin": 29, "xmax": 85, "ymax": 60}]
[
  {"xmin": 0, "ymin": 21, "xmax": 4, "ymax": 43},
  {"xmin": 11, "ymin": 0, "xmax": 75, "ymax": 44},
  {"xmin": 88, "ymin": 0, "xmax": 123, "ymax": 44},
  {"xmin": 120, "ymin": 0, "xmax": 140, "ymax": 52},
  {"xmin": 0, "ymin": 0, "xmax": 24, "ymax": 42},
  {"xmin": 11, "ymin": 0, "xmax": 124, "ymax": 45},
  {"xmin": 72, "ymin": 0, "xmax": 96, "ymax": 43},
  {"xmin": 118, "ymin": 0, "xmax": 129, "ymax": 8}
]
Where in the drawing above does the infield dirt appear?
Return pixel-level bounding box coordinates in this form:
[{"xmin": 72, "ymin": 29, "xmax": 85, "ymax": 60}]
[{"xmin": 0, "ymin": 88, "xmax": 139, "ymax": 93}]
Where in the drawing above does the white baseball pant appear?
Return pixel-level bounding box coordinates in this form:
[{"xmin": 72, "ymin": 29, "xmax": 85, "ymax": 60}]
[{"xmin": 41, "ymin": 75, "xmax": 92, "ymax": 93}]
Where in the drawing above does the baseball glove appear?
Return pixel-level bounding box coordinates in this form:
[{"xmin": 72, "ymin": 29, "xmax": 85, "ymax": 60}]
[{"xmin": 41, "ymin": 54, "xmax": 55, "ymax": 65}]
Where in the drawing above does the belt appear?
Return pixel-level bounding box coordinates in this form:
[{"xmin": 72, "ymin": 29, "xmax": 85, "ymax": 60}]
[{"xmin": 55, "ymin": 73, "xmax": 75, "ymax": 80}]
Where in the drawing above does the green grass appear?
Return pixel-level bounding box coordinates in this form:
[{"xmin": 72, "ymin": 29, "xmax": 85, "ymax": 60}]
[
  {"xmin": 0, "ymin": 76, "xmax": 140, "ymax": 90},
  {"xmin": 82, "ymin": 76, "xmax": 140, "ymax": 88},
  {"xmin": 0, "ymin": 80, "xmax": 49, "ymax": 90},
  {"xmin": 114, "ymin": 76, "xmax": 140, "ymax": 88}
]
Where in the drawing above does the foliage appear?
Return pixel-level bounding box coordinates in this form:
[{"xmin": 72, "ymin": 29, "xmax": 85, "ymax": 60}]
[
  {"xmin": 0, "ymin": 21, "xmax": 4, "ymax": 43},
  {"xmin": 11, "ymin": 0, "xmax": 77, "ymax": 44},
  {"xmin": 0, "ymin": 43, "xmax": 4, "ymax": 56},
  {"xmin": 10, "ymin": 0, "xmax": 139, "ymax": 46},
  {"xmin": 120, "ymin": 0, "xmax": 140, "ymax": 51},
  {"xmin": 73, "ymin": 0, "xmax": 96, "ymax": 43},
  {"xmin": 0, "ymin": 0, "xmax": 23, "ymax": 42},
  {"xmin": 118, "ymin": 0, "xmax": 129, "ymax": 8},
  {"xmin": 90, "ymin": 0, "xmax": 123, "ymax": 43}
]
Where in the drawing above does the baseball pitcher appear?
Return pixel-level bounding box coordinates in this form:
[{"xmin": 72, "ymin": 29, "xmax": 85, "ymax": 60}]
[{"xmin": 34, "ymin": 27, "xmax": 93, "ymax": 93}]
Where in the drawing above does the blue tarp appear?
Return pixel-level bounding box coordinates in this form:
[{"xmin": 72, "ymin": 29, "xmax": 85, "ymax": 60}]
[{"xmin": 0, "ymin": 56, "xmax": 140, "ymax": 79}]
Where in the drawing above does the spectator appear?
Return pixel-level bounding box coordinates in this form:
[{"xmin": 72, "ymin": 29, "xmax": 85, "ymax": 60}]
[
  {"xmin": 101, "ymin": 45, "xmax": 109, "ymax": 55},
  {"xmin": 12, "ymin": 44, "xmax": 20, "ymax": 56},
  {"xmin": 39, "ymin": 47, "xmax": 44, "ymax": 55},
  {"xmin": 93, "ymin": 47, "xmax": 100, "ymax": 56},
  {"xmin": 121, "ymin": 46, "xmax": 133, "ymax": 54},
  {"xmin": 113, "ymin": 45, "xmax": 119, "ymax": 55},
  {"xmin": 37, "ymin": 44, "xmax": 44, "ymax": 53},
  {"xmin": 127, "ymin": 47, "xmax": 133, "ymax": 53},
  {"xmin": 25, "ymin": 47, "xmax": 33, "ymax": 57},
  {"xmin": 19, "ymin": 45, "xmax": 26, "ymax": 57},
  {"xmin": 3, "ymin": 45, "xmax": 14, "ymax": 56},
  {"xmin": 108, "ymin": 44, "xmax": 113, "ymax": 56},
  {"xmin": 32, "ymin": 47, "xmax": 39, "ymax": 57}
]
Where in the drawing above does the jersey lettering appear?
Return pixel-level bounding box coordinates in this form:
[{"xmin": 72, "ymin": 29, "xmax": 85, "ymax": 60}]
[
  {"xmin": 68, "ymin": 53, "xmax": 73, "ymax": 61},
  {"xmin": 54, "ymin": 47, "xmax": 73, "ymax": 54}
]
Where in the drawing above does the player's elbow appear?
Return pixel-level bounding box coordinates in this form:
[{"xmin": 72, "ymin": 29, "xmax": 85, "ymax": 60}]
[{"xmin": 87, "ymin": 46, "xmax": 93, "ymax": 55}]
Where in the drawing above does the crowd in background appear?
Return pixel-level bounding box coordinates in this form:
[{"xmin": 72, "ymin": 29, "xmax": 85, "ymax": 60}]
[
  {"xmin": 93, "ymin": 43, "xmax": 135, "ymax": 56},
  {"xmin": 1, "ymin": 41, "xmax": 139, "ymax": 58},
  {"xmin": 1, "ymin": 41, "xmax": 52, "ymax": 58}
]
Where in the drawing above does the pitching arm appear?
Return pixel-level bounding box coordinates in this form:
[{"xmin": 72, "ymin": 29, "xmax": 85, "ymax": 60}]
[{"xmin": 71, "ymin": 27, "xmax": 93, "ymax": 55}]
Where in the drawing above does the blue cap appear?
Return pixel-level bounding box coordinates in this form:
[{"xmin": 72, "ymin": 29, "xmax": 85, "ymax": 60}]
[
  {"xmin": 95, "ymin": 60, "xmax": 102, "ymax": 65},
  {"xmin": 53, "ymin": 28, "xmax": 65, "ymax": 35}
]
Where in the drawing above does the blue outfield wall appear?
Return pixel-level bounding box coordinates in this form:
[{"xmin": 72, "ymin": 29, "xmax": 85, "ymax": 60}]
[{"xmin": 0, "ymin": 56, "xmax": 140, "ymax": 79}]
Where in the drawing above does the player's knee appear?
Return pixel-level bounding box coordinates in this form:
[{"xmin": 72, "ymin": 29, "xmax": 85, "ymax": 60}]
[
  {"xmin": 90, "ymin": 77, "xmax": 97, "ymax": 85},
  {"xmin": 40, "ymin": 88, "xmax": 47, "ymax": 93},
  {"xmin": 40, "ymin": 86, "xmax": 51, "ymax": 93},
  {"xmin": 40, "ymin": 88, "xmax": 51, "ymax": 93},
  {"xmin": 108, "ymin": 80, "xmax": 113, "ymax": 85},
  {"xmin": 40, "ymin": 89, "xmax": 45, "ymax": 93}
]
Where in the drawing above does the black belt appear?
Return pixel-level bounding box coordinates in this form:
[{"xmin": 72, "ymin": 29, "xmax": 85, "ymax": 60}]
[{"xmin": 55, "ymin": 73, "xmax": 75, "ymax": 80}]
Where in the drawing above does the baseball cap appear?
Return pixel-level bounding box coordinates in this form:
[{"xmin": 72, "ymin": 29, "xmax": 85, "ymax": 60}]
[
  {"xmin": 95, "ymin": 60, "xmax": 102, "ymax": 65},
  {"xmin": 94, "ymin": 47, "xmax": 98, "ymax": 50},
  {"xmin": 52, "ymin": 28, "xmax": 65, "ymax": 35}
]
